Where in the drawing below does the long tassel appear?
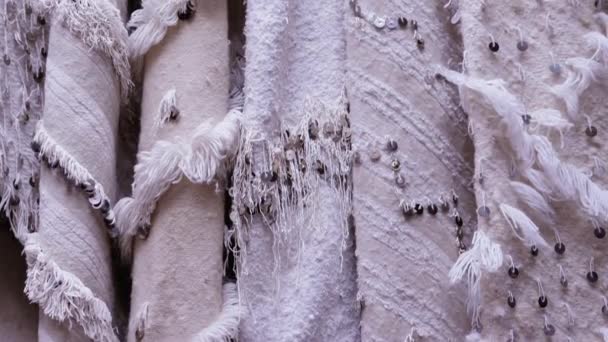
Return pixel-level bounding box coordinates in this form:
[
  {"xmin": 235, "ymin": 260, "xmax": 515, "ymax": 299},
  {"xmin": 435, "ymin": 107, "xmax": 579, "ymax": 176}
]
[
  {"xmin": 499, "ymin": 203, "xmax": 549, "ymax": 248},
  {"xmin": 510, "ymin": 181, "xmax": 555, "ymax": 224},
  {"xmin": 448, "ymin": 231, "xmax": 503, "ymax": 328}
]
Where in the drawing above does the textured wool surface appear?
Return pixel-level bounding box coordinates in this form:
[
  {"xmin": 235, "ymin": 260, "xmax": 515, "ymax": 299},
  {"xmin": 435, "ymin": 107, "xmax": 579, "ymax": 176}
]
[
  {"xmin": 236, "ymin": 0, "xmax": 360, "ymax": 341},
  {"xmin": 454, "ymin": 1, "xmax": 608, "ymax": 340},
  {"xmin": 33, "ymin": 0, "xmax": 125, "ymax": 339},
  {"xmin": 346, "ymin": 0, "xmax": 475, "ymax": 340},
  {"xmin": 126, "ymin": 1, "xmax": 229, "ymax": 340}
]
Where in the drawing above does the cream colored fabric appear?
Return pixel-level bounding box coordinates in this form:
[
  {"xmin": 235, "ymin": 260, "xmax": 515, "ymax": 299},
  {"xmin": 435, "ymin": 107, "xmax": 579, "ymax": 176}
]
[
  {"xmin": 347, "ymin": 0, "xmax": 475, "ymax": 340},
  {"xmin": 235, "ymin": 0, "xmax": 360, "ymax": 341},
  {"xmin": 451, "ymin": 1, "xmax": 608, "ymax": 340},
  {"xmin": 127, "ymin": 1, "xmax": 229, "ymax": 340}
]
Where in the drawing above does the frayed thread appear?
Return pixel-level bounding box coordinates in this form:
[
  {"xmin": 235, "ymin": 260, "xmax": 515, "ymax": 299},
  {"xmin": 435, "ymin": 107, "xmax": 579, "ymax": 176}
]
[
  {"xmin": 38, "ymin": 0, "xmax": 132, "ymax": 99},
  {"xmin": 551, "ymin": 57, "xmax": 604, "ymax": 121},
  {"xmin": 114, "ymin": 109, "xmax": 241, "ymax": 259},
  {"xmin": 448, "ymin": 231, "xmax": 503, "ymax": 328},
  {"xmin": 499, "ymin": 203, "xmax": 549, "ymax": 248},
  {"xmin": 33, "ymin": 122, "xmax": 118, "ymax": 237},
  {"xmin": 510, "ymin": 181, "xmax": 555, "ymax": 224},
  {"xmin": 127, "ymin": 0, "xmax": 195, "ymax": 58},
  {"xmin": 155, "ymin": 88, "xmax": 179, "ymax": 132},
  {"xmin": 191, "ymin": 283, "xmax": 241, "ymax": 342},
  {"xmin": 24, "ymin": 235, "xmax": 118, "ymax": 342}
]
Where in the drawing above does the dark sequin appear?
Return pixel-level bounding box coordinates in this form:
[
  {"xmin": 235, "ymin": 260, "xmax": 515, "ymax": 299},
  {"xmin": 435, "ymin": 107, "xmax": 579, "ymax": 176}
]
[
  {"xmin": 177, "ymin": 2, "xmax": 194, "ymax": 20},
  {"xmin": 414, "ymin": 203, "xmax": 424, "ymax": 215},
  {"xmin": 530, "ymin": 245, "xmax": 539, "ymax": 256},
  {"xmin": 455, "ymin": 215, "xmax": 463, "ymax": 227},
  {"xmin": 538, "ymin": 295, "xmax": 548, "ymax": 308},
  {"xmin": 428, "ymin": 204, "xmax": 438, "ymax": 215},
  {"xmin": 595, "ymin": 227, "xmax": 606, "ymax": 239},
  {"xmin": 586, "ymin": 125, "xmax": 598, "ymax": 137},
  {"xmin": 507, "ymin": 295, "xmax": 516, "ymax": 308},
  {"xmin": 508, "ymin": 266, "xmax": 519, "ymax": 279},
  {"xmin": 587, "ymin": 271, "xmax": 599, "ymax": 283},
  {"xmin": 489, "ymin": 41, "xmax": 499, "ymax": 52},
  {"xmin": 398, "ymin": 17, "xmax": 408, "ymax": 27},
  {"xmin": 554, "ymin": 242, "xmax": 566, "ymax": 255},
  {"xmin": 543, "ymin": 324, "xmax": 555, "ymax": 336}
]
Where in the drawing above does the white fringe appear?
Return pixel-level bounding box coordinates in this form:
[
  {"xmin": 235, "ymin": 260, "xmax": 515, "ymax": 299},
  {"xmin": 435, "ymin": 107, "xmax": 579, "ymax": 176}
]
[
  {"xmin": 155, "ymin": 88, "xmax": 179, "ymax": 132},
  {"xmin": 127, "ymin": 0, "xmax": 195, "ymax": 58},
  {"xmin": 448, "ymin": 231, "xmax": 503, "ymax": 328},
  {"xmin": 114, "ymin": 109, "xmax": 241, "ymax": 259},
  {"xmin": 551, "ymin": 57, "xmax": 605, "ymax": 121},
  {"xmin": 510, "ymin": 181, "xmax": 555, "ymax": 223},
  {"xmin": 33, "ymin": 122, "xmax": 116, "ymax": 235},
  {"xmin": 437, "ymin": 67, "xmax": 608, "ymax": 226},
  {"xmin": 24, "ymin": 235, "xmax": 118, "ymax": 342},
  {"xmin": 38, "ymin": 0, "xmax": 132, "ymax": 99},
  {"xmin": 499, "ymin": 203, "xmax": 549, "ymax": 248},
  {"xmin": 600, "ymin": 327, "xmax": 608, "ymax": 341},
  {"xmin": 191, "ymin": 283, "xmax": 241, "ymax": 342}
]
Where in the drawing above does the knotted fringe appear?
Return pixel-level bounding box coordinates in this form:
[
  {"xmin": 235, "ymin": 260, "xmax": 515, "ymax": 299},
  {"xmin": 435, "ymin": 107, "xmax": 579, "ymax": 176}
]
[
  {"xmin": 551, "ymin": 13, "xmax": 608, "ymax": 121},
  {"xmin": 437, "ymin": 67, "xmax": 608, "ymax": 227},
  {"xmin": 499, "ymin": 204, "xmax": 549, "ymax": 248},
  {"xmin": 37, "ymin": 0, "xmax": 132, "ymax": 99},
  {"xmin": 24, "ymin": 236, "xmax": 118, "ymax": 342},
  {"xmin": 33, "ymin": 122, "xmax": 117, "ymax": 236},
  {"xmin": 191, "ymin": 283, "xmax": 241, "ymax": 342},
  {"xmin": 114, "ymin": 109, "xmax": 241, "ymax": 259},
  {"xmin": 155, "ymin": 88, "xmax": 178, "ymax": 132},
  {"xmin": 127, "ymin": 0, "xmax": 195, "ymax": 58},
  {"xmin": 229, "ymin": 92, "xmax": 352, "ymax": 279},
  {"xmin": 448, "ymin": 231, "xmax": 502, "ymax": 328}
]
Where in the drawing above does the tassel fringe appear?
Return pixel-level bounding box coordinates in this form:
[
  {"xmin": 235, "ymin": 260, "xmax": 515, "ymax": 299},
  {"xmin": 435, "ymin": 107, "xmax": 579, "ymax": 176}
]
[
  {"xmin": 448, "ymin": 231, "xmax": 503, "ymax": 328},
  {"xmin": 127, "ymin": 0, "xmax": 195, "ymax": 58},
  {"xmin": 24, "ymin": 235, "xmax": 118, "ymax": 342},
  {"xmin": 499, "ymin": 203, "xmax": 549, "ymax": 248},
  {"xmin": 37, "ymin": 0, "xmax": 132, "ymax": 99}
]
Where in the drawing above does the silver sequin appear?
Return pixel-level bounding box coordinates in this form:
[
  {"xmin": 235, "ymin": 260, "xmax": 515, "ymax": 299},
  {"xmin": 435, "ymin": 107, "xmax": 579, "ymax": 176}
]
[
  {"xmin": 386, "ymin": 18, "xmax": 398, "ymax": 30},
  {"xmin": 373, "ymin": 17, "xmax": 386, "ymax": 29}
]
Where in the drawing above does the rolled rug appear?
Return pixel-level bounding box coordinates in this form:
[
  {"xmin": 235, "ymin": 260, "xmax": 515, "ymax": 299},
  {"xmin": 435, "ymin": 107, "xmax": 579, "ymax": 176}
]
[
  {"xmin": 0, "ymin": 1, "xmax": 47, "ymax": 339},
  {"xmin": 26, "ymin": 0, "xmax": 130, "ymax": 340},
  {"xmin": 438, "ymin": 1, "xmax": 608, "ymax": 340},
  {"xmin": 346, "ymin": 0, "xmax": 475, "ymax": 340},
  {"xmin": 116, "ymin": 0, "xmax": 241, "ymax": 340},
  {"xmin": 230, "ymin": 0, "xmax": 360, "ymax": 340}
]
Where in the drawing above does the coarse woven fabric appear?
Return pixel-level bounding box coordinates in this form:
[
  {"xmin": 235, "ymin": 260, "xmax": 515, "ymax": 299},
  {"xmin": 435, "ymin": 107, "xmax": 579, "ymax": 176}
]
[
  {"xmin": 126, "ymin": 0, "xmax": 229, "ymax": 340},
  {"xmin": 347, "ymin": 0, "xmax": 475, "ymax": 340},
  {"xmin": 454, "ymin": 1, "xmax": 608, "ymax": 340},
  {"xmin": 236, "ymin": 0, "xmax": 360, "ymax": 341},
  {"xmin": 33, "ymin": 0, "xmax": 126, "ymax": 339}
]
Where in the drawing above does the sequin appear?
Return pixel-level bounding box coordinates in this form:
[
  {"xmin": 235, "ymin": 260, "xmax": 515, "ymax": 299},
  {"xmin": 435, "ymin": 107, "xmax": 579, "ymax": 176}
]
[
  {"xmin": 530, "ymin": 245, "xmax": 539, "ymax": 256},
  {"xmin": 543, "ymin": 324, "xmax": 555, "ymax": 336},
  {"xmin": 428, "ymin": 204, "xmax": 438, "ymax": 215},
  {"xmin": 353, "ymin": 151, "xmax": 362, "ymax": 165},
  {"xmin": 386, "ymin": 18, "xmax": 398, "ymax": 30},
  {"xmin": 507, "ymin": 295, "xmax": 516, "ymax": 308},
  {"xmin": 587, "ymin": 271, "xmax": 599, "ymax": 283},
  {"xmin": 308, "ymin": 120, "xmax": 319, "ymax": 139},
  {"xmin": 373, "ymin": 17, "xmax": 386, "ymax": 29},
  {"xmin": 586, "ymin": 125, "xmax": 598, "ymax": 137},
  {"xmin": 538, "ymin": 295, "xmax": 548, "ymax": 308},
  {"xmin": 489, "ymin": 41, "xmax": 499, "ymax": 52},
  {"xmin": 477, "ymin": 206, "xmax": 490, "ymax": 217},
  {"xmin": 2, "ymin": 54, "xmax": 9, "ymax": 65},
  {"xmin": 414, "ymin": 203, "xmax": 423, "ymax": 215},
  {"xmin": 386, "ymin": 139, "xmax": 398, "ymax": 152},
  {"xmin": 370, "ymin": 150, "xmax": 381, "ymax": 162},
  {"xmin": 517, "ymin": 41, "xmax": 529, "ymax": 51},
  {"xmin": 456, "ymin": 228, "xmax": 464, "ymax": 240},
  {"xmin": 595, "ymin": 227, "xmax": 606, "ymax": 239},
  {"xmin": 416, "ymin": 38, "xmax": 425, "ymax": 49},
  {"xmin": 169, "ymin": 106, "xmax": 179, "ymax": 120},
  {"xmin": 402, "ymin": 203, "xmax": 414, "ymax": 217},
  {"xmin": 508, "ymin": 266, "xmax": 519, "ymax": 279},
  {"xmin": 398, "ymin": 17, "xmax": 408, "ymax": 27},
  {"xmin": 521, "ymin": 114, "xmax": 531, "ymax": 125},
  {"xmin": 549, "ymin": 63, "xmax": 561, "ymax": 74},
  {"xmin": 391, "ymin": 159, "xmax": 401, "ymax": 172},
  {"xmin": 560, "ymin": 275, "xmax": 568, "ymax": 288},
  {"xmin": 455, "ymin": 215, "xmax": 463, "ymax": 227},
  {"xmin": 395, "ymin": 174, "xmax": 406, "ymax": 188},
  {"xmin": 177, "ymin": 2, "xmax": 194, "ymax": 20},
  {"xmin": 554, "ymin": 242, "xmax": 566, "ymax": 255}
]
